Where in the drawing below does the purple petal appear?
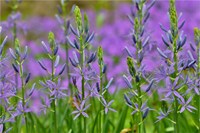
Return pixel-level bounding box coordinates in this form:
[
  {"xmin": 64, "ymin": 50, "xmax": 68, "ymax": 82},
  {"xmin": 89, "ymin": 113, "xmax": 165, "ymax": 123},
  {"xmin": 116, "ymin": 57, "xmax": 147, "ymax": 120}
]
[
  {"xmin": 0, "ymin": 124, "xmax": 3, "ymax": 133},
  {"xmin": 141, "ymin": 101, "xmax": 147, "ymax": 110},
  {"xmin": 109, "ymin": 108, "xmax": 117, "ymax": 113},
  {"xmin": 73, "ymin": 102, "xmax": 80, "ymax": 110},
  {"xmin": 180, "ymin": 106, "xmax": 185, "ymax": 113},
  {"xmin": 165, "ymin": 91, "xmax": 172, "ymax": 98},
  {"xmin": 83, "ymin": 104, "xmax": 91, "ymax": 111},
  {"xmin": 187, "ymin": 105, "xmax": 197, "ymax": 110},
  {"xmin": 105, "ymin": 108, "xmax": 108, "ymax": 114},
  {"xmin": 82, "ymin": 112, "xmax": 89, "ymax": 118},
  {"xmin": 194, "ymin": 87, "xmax": 200, "ymax": 95},
  {"xmin": 173, "ymin": 91, "xmax": 183, "ymax": 99},
  {"xmin": 173, "ymin": 77, "xmax": 179, "ymax": 87},
  {"xmin": 107, "ymin": 100, "xmax": 114, "ymax": 106},
  {"xmin": 134, "ymin": 103, "xmax": 139, "ymax": 109},
  {"xmin": 186, "ymin": 97, "xmax": 193, "ymax": 105},
  {"xmin": 131, "ymin": 110, "xmax": 137, "ymax": 115},
  {"xmin": 74, "ymin": 113, "xmax": 81, "ymax": 120},
  {"xmin": 72, "ymin": 110, "xmax": 79, "ymax": 114},
  {"xmin": 80, "ymin": 100, "xmax": 86, "ymax": 110},
  {"xmin": 101, "ymin": 97, "xmax": 107, "ymax": 106},
  {"xmin": 186, "ymin": 107, "xmax": 193, "ymax": 112}
]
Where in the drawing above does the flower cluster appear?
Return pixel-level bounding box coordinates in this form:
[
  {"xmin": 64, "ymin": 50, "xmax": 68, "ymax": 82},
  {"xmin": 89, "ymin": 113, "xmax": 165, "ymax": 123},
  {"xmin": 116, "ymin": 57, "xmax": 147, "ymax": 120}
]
[
  {"xmin": 123, "ymin": 0, "xmax": 155, "ymax": 132},
  {"xmin": 1, "ymin": 0, "xmax": 200, "ymax": 133}
]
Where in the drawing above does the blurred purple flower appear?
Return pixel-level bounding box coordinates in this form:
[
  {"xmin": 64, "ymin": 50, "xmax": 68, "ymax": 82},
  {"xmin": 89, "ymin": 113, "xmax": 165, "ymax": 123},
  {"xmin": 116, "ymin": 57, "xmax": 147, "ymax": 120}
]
[
  {"xmin": 155, "ymin": 108, "xmax": 173, "ymax": 123},
  {"xmin": 179, "ymin": 96, "xmax": 196, "ymax": 113},
  {"xmin": 100, "ymin": 97, "xmax": 116, "ymax": 114},
  {"xmin": 163, "ymin": 77, "xmax": 184, "ymax": 101},
  {"xmin": 72, "ymin": 100, "xmax": 91, "ymax": 120}
]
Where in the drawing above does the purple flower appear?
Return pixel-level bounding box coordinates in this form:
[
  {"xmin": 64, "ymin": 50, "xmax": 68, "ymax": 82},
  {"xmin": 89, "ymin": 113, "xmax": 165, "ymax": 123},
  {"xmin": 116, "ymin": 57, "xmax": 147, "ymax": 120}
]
[
  {"xmin": 185, "ymin": 77, "xmax": 200, "ymax": 95},
  {"xmin": 72, "ymin": 100, "xmax": 91, "ymax": 120},
  {"xmin": 179, "ymin": 96, "xmax": 196, "ymax": 113},
  {"xmin": 0, "ymin": 124, "xmax": 12, "ymax": 133},
  {"xmin": 128, "ymin": 101, "xmax": 148, "ymax": 116},
  {"xmin": 40, "ymin": 96, "xmax": 51, "ymax": 114},
  {"xmin": 163, "ymin": 77, "xmax": 184, "ymax": 101},
  {"xmin": 155, "ymin": 108, "xmax": 173, "ymax": 123},
  {"xmin": 86, "ymin": 83, "xmax": 100, "ymax": 97},
  {"xmin": 41, "ymin": 79, "xmax": 67, "ymax": 99},
  {"xmin": 0, "ymin": 124, "xmax": 2, "ymax": 133},
  {"xmin": 100, "ymin": 97, "xmax": 116, "ymax": 114}
]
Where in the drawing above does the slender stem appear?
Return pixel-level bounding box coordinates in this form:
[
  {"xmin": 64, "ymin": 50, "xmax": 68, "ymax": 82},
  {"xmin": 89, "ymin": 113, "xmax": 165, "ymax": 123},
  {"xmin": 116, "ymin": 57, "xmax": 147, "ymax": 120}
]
[
  {"xmin": 65, "ymin": 40, "xmax": 71, "ymax": 89},
  {"xmin": 80, "ymin": 35, "xmax": 85, "ymax": 99},
  {"xmin": 172, "ymin": 35, "xmax": 179, "ymax": 133},
  {"xmin": 174, "ymin": 96, "xmax": 178, "ymax": 133},
  {"xmin": 99, "ymin": 64, "xmax": 103, "ymax": 133},
  {"xmin": 137, "ymin": 81, "xmax": 143, "ymax": 133},
  {"xmin": 19, "ymin": 63, "xmax": 28, "ymax": 133},
  {"xmin": 51, "ymin": 56, "xmax": 57, "ymax": 133},
  {"xmin": 13, "ymin": 22, "xmax": 19, "ymax": 92},
  {"xmin": 79, "ymin": 35, "xmax": 86, "ymax": 132}
]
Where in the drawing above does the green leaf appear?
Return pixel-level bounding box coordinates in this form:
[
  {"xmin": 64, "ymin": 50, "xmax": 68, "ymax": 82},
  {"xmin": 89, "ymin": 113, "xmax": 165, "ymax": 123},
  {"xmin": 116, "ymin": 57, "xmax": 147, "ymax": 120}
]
[
  {"xmin": 91, "ymin": 110, "xmax": 100, "ymax": 133},
  {"xmin": 114, "ymin": 106, "xmax": 128, "ymax": 133}
]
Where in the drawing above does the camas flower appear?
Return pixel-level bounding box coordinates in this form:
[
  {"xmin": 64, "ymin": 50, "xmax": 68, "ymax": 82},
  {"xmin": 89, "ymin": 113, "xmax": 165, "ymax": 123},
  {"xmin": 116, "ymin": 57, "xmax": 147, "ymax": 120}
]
[
  {"xmin": 72, "ymin": 100, "xmax": 91, "ymax": 120},
  {"xmin": 100, "ymin": 97, "xmax": 116, "ymax": 114},
  {"xmin": 155, "ymin": 108, "xmax": 173, "ymax": 123},
  {"xmin": 179, "ymin": 96, "xmax": 196, "ymax": 113},
  {"xmin": 163, "ymin": 77, "xmax": 184, "ymax": 101}
]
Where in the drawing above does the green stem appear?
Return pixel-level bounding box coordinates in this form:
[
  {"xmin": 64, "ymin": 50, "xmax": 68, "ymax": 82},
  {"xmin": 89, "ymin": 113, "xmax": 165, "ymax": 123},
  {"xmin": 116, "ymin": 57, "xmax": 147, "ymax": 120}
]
[
  {"xmin": 79, "ymin": 35, "xmax": 86, "ymax": 132},
  {"xmin": 137, "ymin": 81, "xmax": 143, "ymax": 133},
  {"xmin": 13, "ymin": 22, "xmax": 18, "ymax": 92},
  {"xmin": 172, "ymin": 36, "xmax": 179, "ymax": 133},
  {"xmin": 174, "ymin": 97, "xmax": 178, "ymax": 133},
  {"xmin": 19, "ymin": 63, "xmax": 28, "ymax": 133},
  {"xmin": 51, "ymin": 57, "xmax": 57, "ymax": 133},
  {"xmin": 99, "ymin": 64, "xmax": 103, "ymax": 133}
]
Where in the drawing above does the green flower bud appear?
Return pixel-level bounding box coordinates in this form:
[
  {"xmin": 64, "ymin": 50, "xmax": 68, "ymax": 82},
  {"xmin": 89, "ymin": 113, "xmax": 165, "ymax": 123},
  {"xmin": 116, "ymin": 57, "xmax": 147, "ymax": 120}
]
[
  {"xmin": 194, "ymin": 27, "xmax": 200, "ymax": 43},
  {"xmin": 84, "ymin": 13, "xmax": 89, "ymax": 33},
  {"xmin": 97, "ymin": 46, "xmax": 103, "ymax": 66},
  {"xmin": 169, "ymin": 0, "xmax": 178, "ymax": 37},
  {"xmin": 134, "ymin": 18, "xmax": 139, "ymax": 34},
  {"xmin": 15, "ymin": 38, "xmax": 20, "ymax": 49},
  {"xmin": 48, "ymin": 32, "xmax": 55, "ymax": 50},
  {"xmin": 15, "ymin": 38, "xmax": 20, "ymax": 54},
  {"xmin": 74, "ymin": 6, "xmax": 83, "ymax": 33},
  {"xmin": 127, "ymin": 57, "xmax": 136, "ymax": 77}
]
